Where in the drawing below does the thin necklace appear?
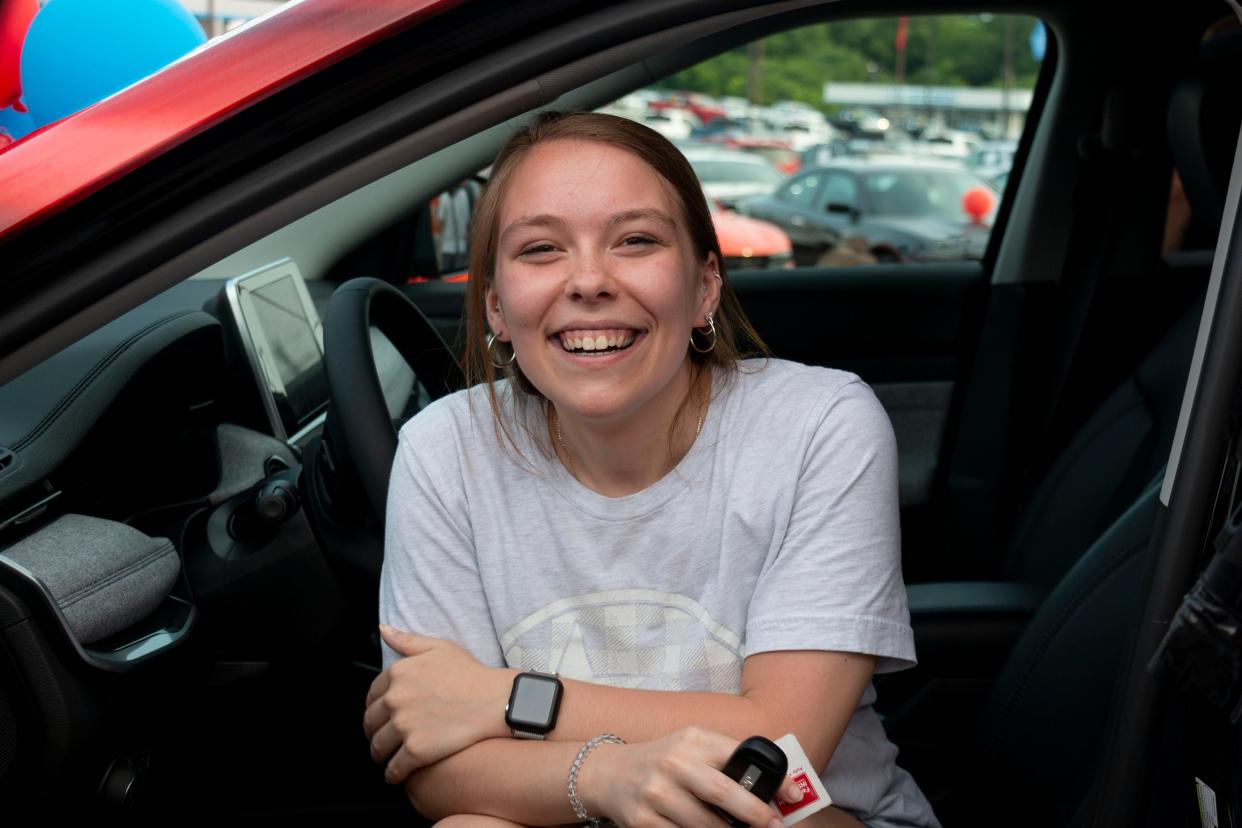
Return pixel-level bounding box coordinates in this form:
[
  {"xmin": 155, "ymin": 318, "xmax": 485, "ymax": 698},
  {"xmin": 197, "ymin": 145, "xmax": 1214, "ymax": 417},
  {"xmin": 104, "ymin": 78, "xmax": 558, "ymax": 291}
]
[{"xmin": 555, "ymin": 408, "xmax": 704, "ymax": 452}]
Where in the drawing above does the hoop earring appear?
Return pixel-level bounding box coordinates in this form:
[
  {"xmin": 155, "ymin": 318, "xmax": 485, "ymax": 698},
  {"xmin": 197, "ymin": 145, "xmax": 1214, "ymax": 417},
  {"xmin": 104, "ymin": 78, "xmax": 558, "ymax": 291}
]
[
  {"xmin": 689, "ymin": 312, "xmax": 717, "ymax": 354},
  {"xmin": 487, "ymin": 333, "xmax": 517, "ymax": 368}
]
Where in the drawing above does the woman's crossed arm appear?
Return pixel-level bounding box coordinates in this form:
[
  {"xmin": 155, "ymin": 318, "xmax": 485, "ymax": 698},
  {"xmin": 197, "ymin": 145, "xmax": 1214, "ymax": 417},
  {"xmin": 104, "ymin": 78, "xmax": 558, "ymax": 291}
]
[{"xmin": 364, "ymin": 627, "xmax": 873, "ymax": 827}]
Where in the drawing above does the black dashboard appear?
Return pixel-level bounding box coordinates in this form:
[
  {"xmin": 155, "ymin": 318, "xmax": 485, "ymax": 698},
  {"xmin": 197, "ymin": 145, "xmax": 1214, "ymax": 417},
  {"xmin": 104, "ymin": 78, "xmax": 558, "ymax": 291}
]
[{"xmin": 0, "ymin": 274, "xmax": 346, "ymax": 670}]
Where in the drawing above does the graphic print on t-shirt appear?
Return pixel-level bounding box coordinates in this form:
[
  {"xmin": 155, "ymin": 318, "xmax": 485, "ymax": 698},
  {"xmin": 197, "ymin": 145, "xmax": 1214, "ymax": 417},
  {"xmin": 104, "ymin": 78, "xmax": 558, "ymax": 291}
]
[{"xmin": 499, "ymin": 589, "xmax": 744, "ymax": 692}]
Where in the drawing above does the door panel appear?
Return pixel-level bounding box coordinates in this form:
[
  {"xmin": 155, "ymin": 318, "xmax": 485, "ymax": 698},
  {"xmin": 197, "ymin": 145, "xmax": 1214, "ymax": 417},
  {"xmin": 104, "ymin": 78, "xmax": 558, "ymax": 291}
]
[{"xmin": 729, "ymin": 263, "xmax": 986, "ymax": 578}]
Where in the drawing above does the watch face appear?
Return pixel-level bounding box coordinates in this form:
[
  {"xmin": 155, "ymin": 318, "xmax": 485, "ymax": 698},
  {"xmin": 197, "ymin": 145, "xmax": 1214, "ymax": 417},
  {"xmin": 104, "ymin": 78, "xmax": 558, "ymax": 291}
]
[{"xmin": 507, "ymin": 674, "xmax": 561, "ymax": 730}]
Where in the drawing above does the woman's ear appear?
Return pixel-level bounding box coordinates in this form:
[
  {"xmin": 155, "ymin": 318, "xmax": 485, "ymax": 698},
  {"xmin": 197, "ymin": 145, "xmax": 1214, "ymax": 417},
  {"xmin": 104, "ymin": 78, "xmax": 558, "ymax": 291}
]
[
  {"xmin": 697, "ymin": 253, "xmax": 722, "ymax": 325},
  {"xmin": 484, "ymin": 284, "xmax": 509, "ymax": 342}
]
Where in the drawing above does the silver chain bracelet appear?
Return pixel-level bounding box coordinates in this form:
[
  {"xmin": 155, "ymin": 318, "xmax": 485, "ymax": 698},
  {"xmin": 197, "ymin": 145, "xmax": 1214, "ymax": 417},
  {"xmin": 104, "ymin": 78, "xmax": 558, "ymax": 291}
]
[{"xmin": 567, "ymin": 732, "xmax": 625, "ymax": 826}]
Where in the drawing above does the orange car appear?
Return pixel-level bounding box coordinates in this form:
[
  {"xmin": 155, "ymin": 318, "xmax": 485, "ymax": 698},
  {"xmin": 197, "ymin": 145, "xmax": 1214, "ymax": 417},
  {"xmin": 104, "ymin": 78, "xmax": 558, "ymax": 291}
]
[{"xmin": 707, "ymin": 196, "xmax": 794, "ymax": 271}]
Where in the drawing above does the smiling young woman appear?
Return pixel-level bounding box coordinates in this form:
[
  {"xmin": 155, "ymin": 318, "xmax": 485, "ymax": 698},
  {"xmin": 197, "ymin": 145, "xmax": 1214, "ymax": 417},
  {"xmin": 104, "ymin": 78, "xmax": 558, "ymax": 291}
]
[
  {"xmin": 462, "ymin": 112, "xmax": 767, "ymax": 497},
  {"xmin": 367, "ymin": 112, "xmax": 940, "ymax": 828},
  {"xmin": 486, "ymin": 138, "xmax": 719, "ymax": 495}
]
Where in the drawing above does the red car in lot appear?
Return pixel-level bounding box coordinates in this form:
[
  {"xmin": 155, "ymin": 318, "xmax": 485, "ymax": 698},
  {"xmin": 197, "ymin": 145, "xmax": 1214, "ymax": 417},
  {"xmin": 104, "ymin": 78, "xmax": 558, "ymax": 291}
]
[
  {"xmin": 649, "ymin": 91, "xmax": 728, "ymax": 125},
  {"xmin": 0, "ymin": 1, "xmax": 1241, "ymax": 824},
  {"xmin": 708, "ymin": 196, "xmax": 794, "ymax": 272}
]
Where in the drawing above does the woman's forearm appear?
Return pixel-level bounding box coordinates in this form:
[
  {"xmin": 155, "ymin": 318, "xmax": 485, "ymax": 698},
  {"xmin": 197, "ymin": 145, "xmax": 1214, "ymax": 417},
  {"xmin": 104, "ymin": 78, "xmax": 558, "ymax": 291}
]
[
  {"xmin": 550, "ymin": 680, "xmax": 782, "ymax": 744},
  {"xmin": 408, "ymin": 652, "xmax": 871, "ymax": 822},
  {"xmin": 405, "ymin": 737, "xmax": 593, "ymax": 824},
  {"xmin": 410, "ymin": 689, "xmax": 779, "ymax": 823},
  {"xmin": 472, "ymin": 663, "xmax": 854, "ymax": 770}
]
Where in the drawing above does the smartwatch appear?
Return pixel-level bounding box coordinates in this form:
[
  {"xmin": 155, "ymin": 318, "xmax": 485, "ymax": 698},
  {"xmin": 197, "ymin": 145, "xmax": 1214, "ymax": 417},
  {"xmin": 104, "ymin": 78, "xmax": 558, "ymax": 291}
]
[{"xmin": 505, "ymin": 670, "xmax": 563, "ymax": 739}]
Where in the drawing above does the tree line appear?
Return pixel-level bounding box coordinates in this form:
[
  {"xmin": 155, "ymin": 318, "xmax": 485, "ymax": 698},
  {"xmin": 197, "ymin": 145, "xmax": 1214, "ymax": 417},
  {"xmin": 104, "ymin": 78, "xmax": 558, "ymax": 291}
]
[{"xmin": 657, "ymin": 15, "xmax": 1044, "ymax": 113}]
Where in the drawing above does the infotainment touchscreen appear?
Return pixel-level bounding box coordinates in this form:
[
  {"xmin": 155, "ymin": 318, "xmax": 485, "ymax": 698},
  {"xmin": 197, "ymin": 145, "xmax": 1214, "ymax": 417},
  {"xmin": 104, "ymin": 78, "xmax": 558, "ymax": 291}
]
[{"xmin": 225, "ymin": 260, "xmax": 328, "ymax": 442}]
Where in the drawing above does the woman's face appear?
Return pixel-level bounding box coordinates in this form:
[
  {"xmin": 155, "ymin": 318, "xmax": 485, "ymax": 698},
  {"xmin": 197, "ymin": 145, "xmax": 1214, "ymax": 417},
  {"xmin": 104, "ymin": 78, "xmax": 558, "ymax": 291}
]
[{"xmin": 486, "ymin": 139, "xmax": 719, "ymax": 427}]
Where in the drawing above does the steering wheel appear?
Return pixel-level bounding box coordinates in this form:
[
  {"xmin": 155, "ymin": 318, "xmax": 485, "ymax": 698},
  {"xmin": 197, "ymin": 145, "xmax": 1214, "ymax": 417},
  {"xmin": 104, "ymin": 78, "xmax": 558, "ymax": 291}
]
[{"xmin": 321, "ymin": 277, "xmax": 464, "ymax": 522}]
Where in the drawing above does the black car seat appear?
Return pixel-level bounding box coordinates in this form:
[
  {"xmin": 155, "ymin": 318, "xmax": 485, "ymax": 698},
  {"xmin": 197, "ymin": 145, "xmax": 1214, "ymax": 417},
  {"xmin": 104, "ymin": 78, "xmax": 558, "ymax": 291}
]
[
  {"xmin": 994, "ymin": 26, "xmax": 1242, "ymax": 591},
  {"xmin": 930, "ymin": 28, "xmax": 1242, "ymax": 827},
  {"xmin": 999, "ymin": 304, "xmax": 1199, "ymax": 588},
  {"xmin": 945, "ymin": 474, "xmax": 1166, "ymax": 827}
]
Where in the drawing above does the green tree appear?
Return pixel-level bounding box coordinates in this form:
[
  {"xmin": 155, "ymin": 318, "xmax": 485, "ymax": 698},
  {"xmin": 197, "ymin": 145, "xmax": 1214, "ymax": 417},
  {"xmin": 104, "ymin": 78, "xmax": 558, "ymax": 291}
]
[{"xmin": 655, "ymin": 13, "xmax": 1042, "ymax": 110}]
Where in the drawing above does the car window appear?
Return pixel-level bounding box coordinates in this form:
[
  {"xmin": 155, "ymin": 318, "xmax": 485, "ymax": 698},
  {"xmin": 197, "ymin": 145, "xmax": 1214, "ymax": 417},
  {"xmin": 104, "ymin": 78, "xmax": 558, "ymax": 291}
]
[
  {"xmin": 392, "ymin": 12, "xmax": 1044, "ymax": 277},
  {"xmin": 623, "ymin": 13, "xmax": 1044, "ymax": 267},
  {"xmin": 777, "ymin": 172, "xmax": 822, "ymax": 207},
  {"xmin": 863, "ymin": 168, "xmax": 995, "ymax": 220},
  {"xmin": 821, "ymin": 173, "xmax": 860, "ymax": 209}
]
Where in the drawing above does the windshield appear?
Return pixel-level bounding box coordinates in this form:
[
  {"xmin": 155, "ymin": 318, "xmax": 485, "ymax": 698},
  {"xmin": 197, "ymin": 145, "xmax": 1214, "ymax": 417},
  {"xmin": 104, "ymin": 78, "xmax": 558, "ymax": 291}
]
[{"xmin": 863, "ymin": 169, "xmax": 994, "ymax": 219}]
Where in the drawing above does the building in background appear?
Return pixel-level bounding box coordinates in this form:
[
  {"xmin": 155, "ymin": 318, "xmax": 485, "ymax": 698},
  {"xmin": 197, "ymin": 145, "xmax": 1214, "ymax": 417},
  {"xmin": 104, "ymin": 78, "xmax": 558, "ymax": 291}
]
[
  {"xmin": 825, "ymin": 82, "xmax": 1032, "ymax": 139},
  {"xmin": 181, "ymin": 0, "xmax": 285, "ymax": 37}
]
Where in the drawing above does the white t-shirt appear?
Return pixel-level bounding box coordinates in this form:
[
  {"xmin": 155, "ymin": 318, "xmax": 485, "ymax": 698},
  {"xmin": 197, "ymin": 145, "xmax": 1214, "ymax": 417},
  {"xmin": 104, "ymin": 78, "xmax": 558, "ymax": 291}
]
[{"xmin": 380, "ymin": 358, "xmax": 940, "ymax": 828}]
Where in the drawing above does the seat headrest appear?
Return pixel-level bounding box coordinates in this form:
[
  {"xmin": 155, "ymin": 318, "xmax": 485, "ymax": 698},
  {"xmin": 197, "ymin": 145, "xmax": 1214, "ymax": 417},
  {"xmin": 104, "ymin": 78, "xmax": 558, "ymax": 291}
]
[{"xmin": 1168, "ymin": 26, "xmax": 1242, "ymax": 249}]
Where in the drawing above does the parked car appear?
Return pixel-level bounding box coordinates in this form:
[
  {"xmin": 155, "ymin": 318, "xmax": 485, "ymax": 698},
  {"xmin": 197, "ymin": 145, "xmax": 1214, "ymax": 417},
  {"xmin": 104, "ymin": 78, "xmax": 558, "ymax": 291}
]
[
  {"xmin": 649, "ymin": 91, "xmax": 728, "ymax": 125},
  {"xmin": 777, "ymin": 118, "xmax": 838, "ymax": 151},
  {"xmin": 706, "ymin": 193, "xmax": 794, "ymax": 271},
  {"xmin": 682, "ymin": 147, "xmax": 787, "ymax": 208},
  {"xmin": 638, "ymin": 107, "xmax": 700, "ymax": 140},
  {"xmin": 715, "ymin": 134, "xmax": 802, "ymax": 174},
  {"xmin": 738, "ymin": 160, "xmax": 999, "ymax": 265},
  {"xmin": 965, "ymin": 140, "xmax": 1018, "ymax": 182},
  {"xmin": 0, "ymin": 2, "xmax": 1238, "ymax": 825},
  {"xmin": 915, "ymin": 128, "xmax": 984, "ymax": 161}
]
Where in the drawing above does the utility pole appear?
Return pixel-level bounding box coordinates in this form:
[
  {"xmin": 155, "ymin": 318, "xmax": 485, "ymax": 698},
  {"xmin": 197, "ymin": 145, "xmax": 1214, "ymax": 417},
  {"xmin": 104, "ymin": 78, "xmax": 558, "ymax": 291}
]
[
  {"xmin": 1002, "ymin": 15, "xmax": 1015, "ymax": 138},
  {"xmin": 925, "ymin": 17, "xmax": 937, "ymax": 129},
  {"xmin": 894, "ymin": 17, "xmax": 909, "ymax": 129},
  {"xmin": 746, "ymin": 40, "xmax": 765, "ymax": 106}
]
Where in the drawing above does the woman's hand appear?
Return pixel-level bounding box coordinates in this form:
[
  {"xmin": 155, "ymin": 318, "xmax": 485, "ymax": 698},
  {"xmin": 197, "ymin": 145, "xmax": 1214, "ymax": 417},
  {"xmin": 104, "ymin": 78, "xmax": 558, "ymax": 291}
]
[
  {"xmin": 580, "ymin": 726, "xmax": 805, "ymax": 828},
  {"xmin": 364, "ymin": 625, "xmax": 515, "ymax": 784}
]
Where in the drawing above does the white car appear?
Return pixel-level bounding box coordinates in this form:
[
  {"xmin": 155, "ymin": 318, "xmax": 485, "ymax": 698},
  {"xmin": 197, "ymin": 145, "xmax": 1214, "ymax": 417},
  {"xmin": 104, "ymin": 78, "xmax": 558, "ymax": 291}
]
[
  {"xmin": 916, "ymin": 129, "xmax": 984, "ymax": 161},
  {"xmin": 638, "ymin": 108, "xmax": 700, "ymax": 140},
  {"xmin": 965, "ymin": 141, "xmax": 1018, "ymax": 183},
  {"xmin": 779, "ymin": 119, "xmax": 839, "ymax": 151},
  {"xmin": 681, "ymin": 148, "xmax": 787, "ymax": 208}
]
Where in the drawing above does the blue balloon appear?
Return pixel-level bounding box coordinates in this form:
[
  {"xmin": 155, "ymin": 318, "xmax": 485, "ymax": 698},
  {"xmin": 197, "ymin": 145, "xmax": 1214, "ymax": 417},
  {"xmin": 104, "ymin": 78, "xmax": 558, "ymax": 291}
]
[
  {"xmin": 1029, "ymin": 21, "xmax": 1047, "ymax": 62},
  {"xmin": 0, "ymin": 105, "xmax": 36, "ymax": 141},
  {"xmin": 20, "ymin": 0, "xmax": 206, "ymax": 127}
]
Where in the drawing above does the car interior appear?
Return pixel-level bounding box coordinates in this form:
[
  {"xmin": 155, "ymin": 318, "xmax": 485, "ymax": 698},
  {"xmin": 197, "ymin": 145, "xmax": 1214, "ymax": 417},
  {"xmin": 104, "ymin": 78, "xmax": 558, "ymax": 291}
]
[{"xmin": 1, "ymin": 0, "xmax": 1241, "ymax": 823}]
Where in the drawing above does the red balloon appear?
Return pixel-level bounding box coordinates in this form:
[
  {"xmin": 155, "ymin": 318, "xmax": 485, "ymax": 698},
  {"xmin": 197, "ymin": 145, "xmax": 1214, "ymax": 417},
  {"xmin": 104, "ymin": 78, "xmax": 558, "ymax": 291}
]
[
  {"xmin": 962, "ymin": 186, "xmax": 995, "ymax": 222},
  {"xmin": 0, "ymin": 0, "xmax": 39, "ymax": 111}
]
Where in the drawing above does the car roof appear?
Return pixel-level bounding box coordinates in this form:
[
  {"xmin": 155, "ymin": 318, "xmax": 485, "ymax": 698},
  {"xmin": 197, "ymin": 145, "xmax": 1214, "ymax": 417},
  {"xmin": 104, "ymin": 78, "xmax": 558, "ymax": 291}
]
[
  {"xmin": 682, "ymin": 148, "xmax": 775, "ymax": 164},
  {"xmin": 799, "ymin": 158, "xmax": 984, "ymax": 175},
  {"xmin": 0, "ymin": 0, "xmax": 454, "ymax": 239}
]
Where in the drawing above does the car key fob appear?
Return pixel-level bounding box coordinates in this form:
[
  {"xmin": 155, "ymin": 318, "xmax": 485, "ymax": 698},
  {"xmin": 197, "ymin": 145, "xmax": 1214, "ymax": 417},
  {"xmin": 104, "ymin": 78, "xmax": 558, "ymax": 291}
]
[{"xmin": 711, "ymin": 735, "xmax": 789, "ymax": 828}]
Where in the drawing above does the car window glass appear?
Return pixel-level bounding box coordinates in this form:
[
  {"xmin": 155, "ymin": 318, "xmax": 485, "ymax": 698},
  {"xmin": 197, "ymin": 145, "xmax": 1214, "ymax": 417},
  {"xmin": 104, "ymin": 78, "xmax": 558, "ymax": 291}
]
[
  {"xmin": 863, "ymin": 168, "xmax": 993, "ymax": 219},
  {"xmin": 388, "ymin": 12, "xmax": 1045, "ymax": 278},
  {"xmin": 821, "ymin": 174, "xmax": 859, "ymax": 209},
  {"xmin": 779, "ymin": 173, "xmax": 821, "ymax": 206},
  {"xmin": 591, "ymin": 13, "xmax": 1045, "ymax": 267}
]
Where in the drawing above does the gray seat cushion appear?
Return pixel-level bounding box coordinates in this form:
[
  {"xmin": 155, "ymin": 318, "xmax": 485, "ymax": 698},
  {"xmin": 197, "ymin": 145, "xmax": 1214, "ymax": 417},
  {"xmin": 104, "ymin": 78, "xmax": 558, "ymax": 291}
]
[{"xmin": 0, "ymin": 514, "xmax": 179, "ymax": 644}]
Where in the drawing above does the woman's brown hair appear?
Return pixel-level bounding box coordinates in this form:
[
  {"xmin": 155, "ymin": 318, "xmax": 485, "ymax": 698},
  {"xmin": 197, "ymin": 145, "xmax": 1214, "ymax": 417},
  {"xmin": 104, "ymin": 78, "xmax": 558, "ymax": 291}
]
[{"xmin": 461, "ymin": 110, "xmax": 769, "ymax": 455}]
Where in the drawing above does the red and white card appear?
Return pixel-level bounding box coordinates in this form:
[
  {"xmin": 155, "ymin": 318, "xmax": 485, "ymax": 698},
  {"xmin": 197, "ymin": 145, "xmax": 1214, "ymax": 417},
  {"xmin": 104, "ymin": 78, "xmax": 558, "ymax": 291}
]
[{"xmin": 771, "ymin": 733, "xmax": 832, "ymax": 826}]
